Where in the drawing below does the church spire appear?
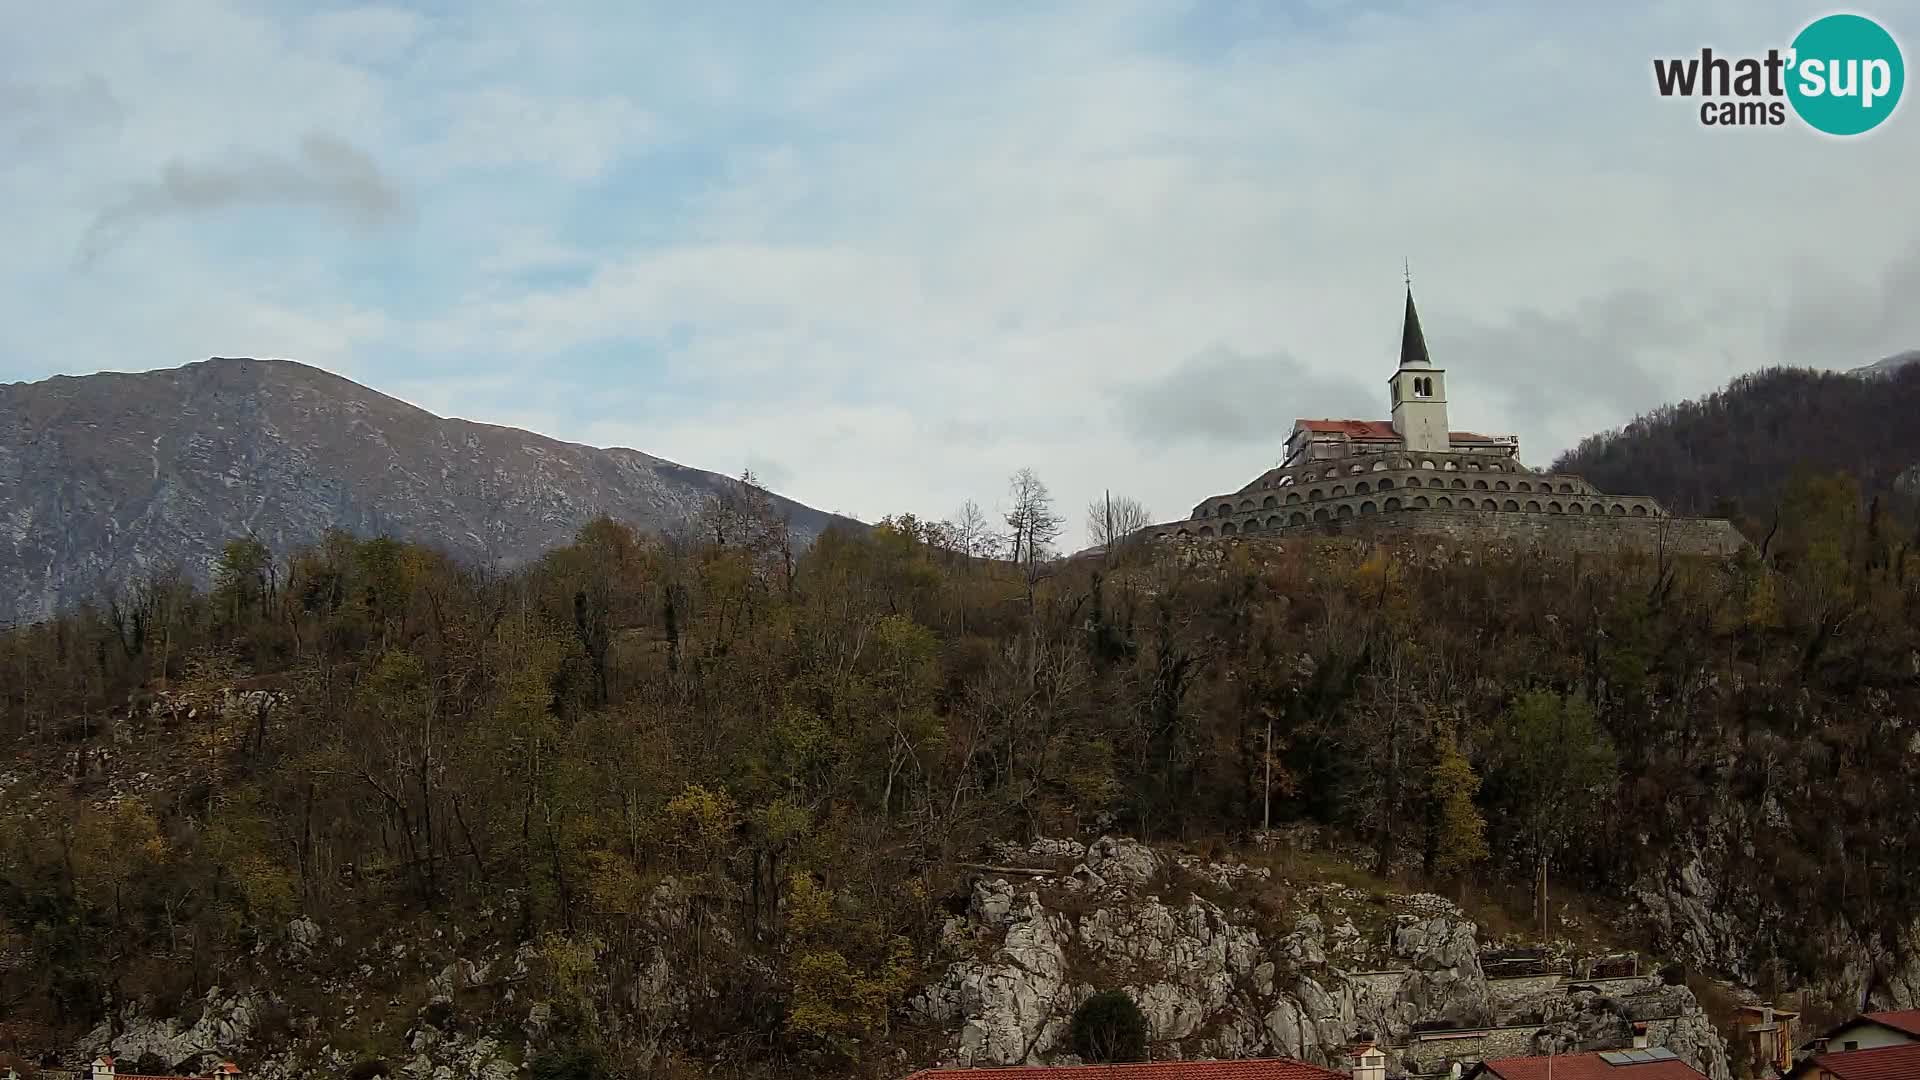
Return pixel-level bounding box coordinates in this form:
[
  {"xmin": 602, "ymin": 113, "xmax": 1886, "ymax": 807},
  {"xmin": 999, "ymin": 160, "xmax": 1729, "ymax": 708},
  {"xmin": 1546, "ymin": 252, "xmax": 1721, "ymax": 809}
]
[{"xmin": 1399, "ymin": 284, "xmax": 1432, "ymax": 369}]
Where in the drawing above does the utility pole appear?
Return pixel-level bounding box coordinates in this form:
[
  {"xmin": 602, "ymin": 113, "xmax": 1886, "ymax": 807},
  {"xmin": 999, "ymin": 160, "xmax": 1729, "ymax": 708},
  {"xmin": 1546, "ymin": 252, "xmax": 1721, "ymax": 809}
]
[{"xmin": 1263, "ymin": 709, "xmax": 1273, "ymax": 845}]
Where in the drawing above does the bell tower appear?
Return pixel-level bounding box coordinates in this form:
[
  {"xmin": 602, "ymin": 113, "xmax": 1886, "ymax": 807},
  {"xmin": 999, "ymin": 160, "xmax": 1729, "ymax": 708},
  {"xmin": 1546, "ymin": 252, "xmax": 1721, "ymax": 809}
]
[{"xmin": 1388, "ymin": 282, "xmax": 1449, "ymax": 453}]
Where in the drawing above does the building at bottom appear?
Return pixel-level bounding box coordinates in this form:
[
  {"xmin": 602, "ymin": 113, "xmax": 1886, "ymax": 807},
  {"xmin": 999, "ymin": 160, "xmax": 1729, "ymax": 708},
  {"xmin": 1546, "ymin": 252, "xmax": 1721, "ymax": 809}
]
[{"xmin": 1464, "ymin": 1048, "xmax": 1707, "ymax": 1079}]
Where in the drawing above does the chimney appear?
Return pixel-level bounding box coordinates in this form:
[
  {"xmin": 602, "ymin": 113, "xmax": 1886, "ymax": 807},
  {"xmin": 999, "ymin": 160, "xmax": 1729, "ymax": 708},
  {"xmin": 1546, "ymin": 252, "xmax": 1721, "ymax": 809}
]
[
  {"xmin": 1632, "ymin": 1022, "xmax": 1650, "ymax": 1050},
  {"xmin": 1348, "ymin": 1041, "xmax": 1387, "ymax": 1080},
  {"xmin": 90, "ymin": 1055, "xmax": 117, "ymax": 1080}
]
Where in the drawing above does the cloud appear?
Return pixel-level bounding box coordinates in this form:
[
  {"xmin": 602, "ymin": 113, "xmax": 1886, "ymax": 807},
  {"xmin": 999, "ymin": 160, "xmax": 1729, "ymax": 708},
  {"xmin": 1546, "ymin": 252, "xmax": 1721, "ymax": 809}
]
[
  {"xmin": 80, "ymin": 131, "xmax": 409, "ymax": 263},
  {"xmin": 1114, "ymin": 346, "xmax": 1376, "ymax": 447},
  {"xmin": 0, "ymin": 76, "xmax": 124, "ymax": 156}
]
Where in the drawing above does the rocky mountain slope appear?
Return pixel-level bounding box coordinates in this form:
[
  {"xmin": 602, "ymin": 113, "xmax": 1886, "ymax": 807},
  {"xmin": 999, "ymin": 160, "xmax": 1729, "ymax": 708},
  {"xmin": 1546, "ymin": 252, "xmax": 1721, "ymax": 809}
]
[
  {"xmin": 40, "ymin": 823, "xmax": 1734, "ymax": 1080},
  {"xmin": 0, "ymin": 358, "xmax": 856, "ymax": 625}
]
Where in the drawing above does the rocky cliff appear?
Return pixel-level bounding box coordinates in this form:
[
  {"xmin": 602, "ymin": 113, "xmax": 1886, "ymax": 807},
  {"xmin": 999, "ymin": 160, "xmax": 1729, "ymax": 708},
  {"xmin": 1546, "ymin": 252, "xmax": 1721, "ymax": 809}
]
[
  {"xmin": 60, "ymin": 836, "xmax": 1733, "ymax": 1080},
  {"xmin": 0, "ymin": 357, "xmax": 856, "ymax": 625}
]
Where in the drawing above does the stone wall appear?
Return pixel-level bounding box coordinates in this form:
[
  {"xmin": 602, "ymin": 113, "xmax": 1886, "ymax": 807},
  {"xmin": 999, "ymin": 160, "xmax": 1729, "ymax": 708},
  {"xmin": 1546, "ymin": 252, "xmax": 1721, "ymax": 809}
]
[{"xmin": 1154, "ymin": 509, "xmax": 1748, "ymax": 558}]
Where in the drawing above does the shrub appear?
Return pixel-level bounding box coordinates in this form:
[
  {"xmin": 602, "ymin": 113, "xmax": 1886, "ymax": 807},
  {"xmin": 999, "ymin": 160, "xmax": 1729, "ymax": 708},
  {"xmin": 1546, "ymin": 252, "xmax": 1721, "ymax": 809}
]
[
  {"xmin": 346, "ymin": 1059, "xmax": 391, "ymax": 1080},
  {"xmin": 530, "ymin": 1043, "xmax": 605, "ymax": 1080},
  {"xmin": 1070, "ymin": 990, "xmax": 1149, "ymax": 1064}
]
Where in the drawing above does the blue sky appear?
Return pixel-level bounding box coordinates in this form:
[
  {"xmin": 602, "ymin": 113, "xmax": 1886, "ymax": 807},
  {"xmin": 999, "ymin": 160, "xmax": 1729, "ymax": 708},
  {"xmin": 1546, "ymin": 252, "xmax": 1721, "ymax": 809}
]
[{"xmin": 4, "ymin": 0, "xmax": 1919, "ymax": 545}]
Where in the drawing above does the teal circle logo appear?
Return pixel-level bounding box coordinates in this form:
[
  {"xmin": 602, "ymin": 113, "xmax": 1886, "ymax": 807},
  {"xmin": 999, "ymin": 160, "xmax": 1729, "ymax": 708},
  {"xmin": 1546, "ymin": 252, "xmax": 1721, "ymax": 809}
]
[{"xmin": 1787, "ymin": 13, "xmax": 1904, "ymax": 135}]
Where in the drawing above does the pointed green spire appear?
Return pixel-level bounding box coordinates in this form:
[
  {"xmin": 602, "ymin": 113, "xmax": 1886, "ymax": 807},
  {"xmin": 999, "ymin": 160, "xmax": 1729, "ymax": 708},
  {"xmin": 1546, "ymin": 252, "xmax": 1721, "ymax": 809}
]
[{"xmin": 1399, "ymin": 286, "xmax": 1432, "ymax": 369}]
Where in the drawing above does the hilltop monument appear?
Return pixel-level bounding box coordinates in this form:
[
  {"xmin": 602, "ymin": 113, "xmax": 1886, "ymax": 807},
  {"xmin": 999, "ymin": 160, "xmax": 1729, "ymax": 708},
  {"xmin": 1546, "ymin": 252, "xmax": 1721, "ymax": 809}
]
[{"xmin": 1143, "ymin": 286, "xmax": 1747, "ymax": 555}]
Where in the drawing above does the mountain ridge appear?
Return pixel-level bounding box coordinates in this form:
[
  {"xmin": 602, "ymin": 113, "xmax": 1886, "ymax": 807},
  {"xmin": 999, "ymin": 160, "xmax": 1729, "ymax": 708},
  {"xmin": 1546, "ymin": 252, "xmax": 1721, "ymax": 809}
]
[{"xmin": 0, "ymin": 356, "xmax": 858, "ymax": 625}]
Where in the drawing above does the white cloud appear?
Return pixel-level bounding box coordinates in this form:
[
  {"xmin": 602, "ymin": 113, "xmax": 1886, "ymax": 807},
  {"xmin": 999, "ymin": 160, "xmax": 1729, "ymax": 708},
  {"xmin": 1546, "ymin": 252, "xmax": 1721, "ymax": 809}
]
[{"xmin": 5, "ymin": 0, "xmax": 1920, "ymax": 552}]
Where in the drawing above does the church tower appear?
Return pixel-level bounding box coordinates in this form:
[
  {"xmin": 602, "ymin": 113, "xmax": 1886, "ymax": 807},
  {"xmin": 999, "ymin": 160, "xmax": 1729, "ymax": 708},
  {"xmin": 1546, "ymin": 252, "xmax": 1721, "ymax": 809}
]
[{"xmin": 1388, "ymin": 286, "xmax": 1449, "ymax": 453}]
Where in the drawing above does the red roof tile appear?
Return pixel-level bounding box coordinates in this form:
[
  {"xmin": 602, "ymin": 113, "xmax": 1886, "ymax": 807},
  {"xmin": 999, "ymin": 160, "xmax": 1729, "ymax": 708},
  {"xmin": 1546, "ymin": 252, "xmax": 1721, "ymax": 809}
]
[
  {"xmin": 1806, "ymin": 1042, "xmax": 1920, "ymax": 1079},
  {"xmin": 1475, "ymin": 1051, "xmax": 1706, "ymax": 1080},
  {"xmin": 902, "ymin": 1059, "xmax": 1345, "ymax": 1080},
  {"xmin": 1293, "ymin": 419, "xmax": 1400, "ymax": 439},
  {"xmin": 1863, "ymin": 1009, "xmax": 1920, "ymax": 1036}
]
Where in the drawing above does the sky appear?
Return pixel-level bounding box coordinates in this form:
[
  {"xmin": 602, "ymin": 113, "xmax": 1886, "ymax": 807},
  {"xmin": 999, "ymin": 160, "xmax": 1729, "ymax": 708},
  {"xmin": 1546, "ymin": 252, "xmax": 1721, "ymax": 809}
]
[{"xmin": 4, "ymin": 0, "xmax": 1919, "ymax": 549}]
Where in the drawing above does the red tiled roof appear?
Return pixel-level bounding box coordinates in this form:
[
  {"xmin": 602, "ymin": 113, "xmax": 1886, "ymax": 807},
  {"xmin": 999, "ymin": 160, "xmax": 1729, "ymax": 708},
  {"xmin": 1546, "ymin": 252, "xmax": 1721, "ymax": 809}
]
[
  {"xmin": 1863, "ymin": 1008, "xmax": 1920, "ymax": 1036},
  {"xmin": 902, "ymin": 1060, "xmax": 1345, "ymax": 1080},
  {"xmin": 1291, "ymin": 419, "xmax": 1508, "ymax": 445},
  {"xmin": 1805, "ymin": 1042, "xmax": 1920, "ymax": 1079},
  {"xmin": 1475, "ymin": 1051, "xmax": 1706, "ymax": 1080},
  {"xmin": 1293, "ymin": 419, "xmax": 1400, "ymax": 439}
]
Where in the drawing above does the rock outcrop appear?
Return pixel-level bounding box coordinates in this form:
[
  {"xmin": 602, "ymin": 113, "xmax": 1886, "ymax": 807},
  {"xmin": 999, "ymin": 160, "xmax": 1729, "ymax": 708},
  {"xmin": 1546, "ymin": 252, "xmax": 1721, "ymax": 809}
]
[{"xmin": 914, "ymin": 836, "xmax": 1732, "ymax": 1080}]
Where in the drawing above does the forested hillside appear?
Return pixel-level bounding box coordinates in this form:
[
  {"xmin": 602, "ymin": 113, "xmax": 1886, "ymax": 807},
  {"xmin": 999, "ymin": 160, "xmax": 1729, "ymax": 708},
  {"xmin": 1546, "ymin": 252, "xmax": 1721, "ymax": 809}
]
[
  {"xmin": 2, "ymin": 469, "xmax": 1919, "ymax": 1077},
  {"xmin": 1553, "ymin": 363, "xmax": 1920, "ymax": 524}
]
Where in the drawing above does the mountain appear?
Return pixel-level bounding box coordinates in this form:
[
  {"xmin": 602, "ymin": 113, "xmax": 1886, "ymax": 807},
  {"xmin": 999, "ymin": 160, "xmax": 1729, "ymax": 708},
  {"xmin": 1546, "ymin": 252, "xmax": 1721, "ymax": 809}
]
[
  {"xmin": 1552, "ymin": 362, "xmax": 1920, "ymax": 521},
  {"xmin": 1850, "ymin": 348, "xmax": 1920, "ymax": 375},
  {"xmin": 0, "ymin": 357, "xmax": 856, "ymax": 625}
]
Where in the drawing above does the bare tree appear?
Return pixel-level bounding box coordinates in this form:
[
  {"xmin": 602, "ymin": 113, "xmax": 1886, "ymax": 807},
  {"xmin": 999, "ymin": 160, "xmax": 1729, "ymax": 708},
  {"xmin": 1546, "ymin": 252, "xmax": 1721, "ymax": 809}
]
[
  {"xmin": 1004, "ymin": 468, "xmax": 1064, "ymax": 613},
  {"xmin": 941, "ymin": 499, "xmax": 999, "ymax": 564},
  {"xmin": 1085, "ymin": 492, "xmax": 1154, "ymax": 558}
]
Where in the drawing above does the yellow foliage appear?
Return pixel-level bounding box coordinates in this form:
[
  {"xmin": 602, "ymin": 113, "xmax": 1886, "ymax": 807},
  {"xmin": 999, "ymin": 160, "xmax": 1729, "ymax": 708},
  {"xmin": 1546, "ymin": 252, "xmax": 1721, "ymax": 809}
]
[{"xmin": 663, "ymin": 783, "xmax": 740, "ymax": 856}]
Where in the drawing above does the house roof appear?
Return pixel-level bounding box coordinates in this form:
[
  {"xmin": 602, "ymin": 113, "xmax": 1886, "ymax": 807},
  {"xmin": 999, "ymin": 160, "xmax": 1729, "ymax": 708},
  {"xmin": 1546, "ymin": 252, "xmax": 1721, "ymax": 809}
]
[
  {"xmin": 1468, "ymin": 1050, "xmax": 1706, "ymax": 1080},
  {"xmin": 900, "ymin": 1059, "xmax": 1346, "ymax": 1080},
  {"xmin": 1289, "ymin": 419, "xmax": 1507, "ymax": 446},
  {"xmin": 1793, "ymin": 1042, "xmax": 1920, "ymax": 1079},
  {"xmin": 1293, "ymin": 419, "xmax": 1401, "ymax": 440},
  {"xmin": 1861, "ymin": 1009, "xmax": 1920, "ymax": 1037}
]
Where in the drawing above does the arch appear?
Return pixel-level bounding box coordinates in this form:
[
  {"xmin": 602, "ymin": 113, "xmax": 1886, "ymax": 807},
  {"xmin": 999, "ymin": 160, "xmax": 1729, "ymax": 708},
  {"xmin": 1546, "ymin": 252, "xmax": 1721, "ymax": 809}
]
[
  {"xmin": 1378, "ymin": 477, "xmax": 1396, "ymax": 490},
  {"xmin": 1559, "ymin": 483, "xmax": 1575, "ymax": 493},
  {"xmin": 1443, "ymin": 461, "xmax": 1458, "ymax": 471},
  {"xmin": 1310, "ymin": 489, "xmax": 1324, "ymax": 501},
  {"xmin": 1277, "ymin": 475, "xmax": 1293, "ymax": 486},
  {"xmin": 1332, "ymin": 485, "xmax": 1347, "ymax": 497},
  {"xmin": 1488, "ymin": 463, "xmax": 1504, "ymax": 472},
  {"xmin": 1412, "ymin": 495, "xmax": 1429, "ymax": 508},
  {"xmin": 1469, "ymin": 462, "xmax": 1484, "ymax": 471},
  {"xmin": 1525, "ymin": 500, "xmax": 1542, "ymax": 512},
  {"xmin": 1175, "ymin": 528, "xmax": 1192, "ymax": 537},
  {"xmin": 1198, "ymin": 525, "xmax": 1215, "ymax": 536},
  {"xmin": 1262, "ymin": 495, "xmax": 1278, "ymax": 509},
  {"xmin": 1548, "ymin": 501, "xmax": 1563, "ymax": 513},
  {"xmin": 1588, "ymin": 503, "xmax": 1605, "ymax": 514},
  {"xmin": 1631, "ymin": 504, "xmax": 1648, "ymax": 516},
  {"xmin": 1482, "ymin": 499, "xmax": 1499, "ymax": 510},
  {"xmin": 1474, "ymin": 479, "xmax": 1490, "ymax": 490},
  {"xmin": 1337, "ymin": 504, "xmax": 1355, "ymax": 519},
  {"xmin": 1398, "ymin": 459, "xmax": 1414, "ymax": 469},
  {"xmin": 1503, "ymin": 499, "xmax": 1519, "ymax": 511},
  {"xmin": 1221, "ymin": 522, "xmax": 1238, "ymax": 535},
  {"xmin": 1517, "ymin": 481, "xmax": 1532, "ymax": 492},
  {"xmin": 1240, "ymin": 499, "xmax": 1255, "ymax": 511},
  {"xmin": 1406, "ymin": 476, "xmax": 1422, "ymax": 488},
  {"xmin": 1268, "ymin": 515, "xmax": 1285, "ymax": 529},
  {"xmin": 1610, "ymin": 503, "xmax": 1627, "ymax": 515},
  {"xmin": 1451, "ymin": 478, "xmax": 1467, "ymax": 489},
  {"xmin": 1290, "ymin": 512, "xmax": 1309, "ymax": 526},
  {"xmin": 1495, "ymin": 480, "xmax": 1510, "ymax": 491},
  {"xmin": 1313, "ymin": 508, "xmax": 1331, "ymax": 523},
  {"xmin": 1349, "ymin": 464, "xmax": 1364, "ymax": 475},
  {"xmin": 1361, "ymin": 500, "xmax": 1378, "ymax": 514},
  {"xmin": 1436, "ymin": 496, "xmax": 1454, "ymax": 509},
  {"xmin": 1384, "ymin": 497, "xmax": 1402, "ymax": 511},
  {"xmin": 1356, "ymin": 480, "xmax": 1372, "ymax": 494},
  {"xmin": 1217, "ymin": 503, "xmax": 1232, "ymax": 516},
  {"xmin": 1285, "ymin": 492, "xmax": 1302, "ymax": 505},
  {"xmin": 1372, "ymin": 459, "xmax": 1388, "ymax": 471}
]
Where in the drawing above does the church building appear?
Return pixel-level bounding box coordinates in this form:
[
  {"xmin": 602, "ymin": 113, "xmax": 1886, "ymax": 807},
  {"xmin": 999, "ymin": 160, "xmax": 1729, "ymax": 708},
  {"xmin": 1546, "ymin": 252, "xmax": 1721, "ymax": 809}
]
[{"xmin": 1142, "ymin": 288, "xmax": 1745, "ymax": 554}]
